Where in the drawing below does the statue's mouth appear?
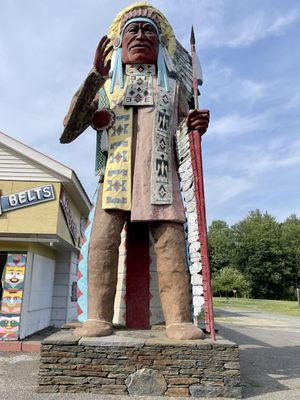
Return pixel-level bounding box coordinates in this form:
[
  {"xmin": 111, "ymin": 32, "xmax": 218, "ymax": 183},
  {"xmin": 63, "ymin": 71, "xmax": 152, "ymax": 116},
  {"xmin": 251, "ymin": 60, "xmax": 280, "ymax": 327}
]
[
  {"xmin": 10, "ymin": 278, "xmax": 19, "ymax": 283},
  {"xmin": 129, "ymin": 44, "xmax": 150, "ymax": 51}
]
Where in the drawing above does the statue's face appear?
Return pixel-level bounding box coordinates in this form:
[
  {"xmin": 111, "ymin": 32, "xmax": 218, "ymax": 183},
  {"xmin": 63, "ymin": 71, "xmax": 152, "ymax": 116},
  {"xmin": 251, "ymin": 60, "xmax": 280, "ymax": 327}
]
[{"xmin": 122, "ymin": 21, "xmax": 159, "ymax": 64}]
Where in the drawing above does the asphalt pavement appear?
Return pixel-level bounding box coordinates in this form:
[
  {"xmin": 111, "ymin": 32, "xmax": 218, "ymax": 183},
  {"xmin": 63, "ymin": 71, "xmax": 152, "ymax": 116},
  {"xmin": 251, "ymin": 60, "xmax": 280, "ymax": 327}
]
[
  {"xmin": 0, "ymin": 307, "xmax": 299, "ymax": 400},
  {"xmin": 215, "ymin": 307, "xmax": 300, "ymax": 399}
]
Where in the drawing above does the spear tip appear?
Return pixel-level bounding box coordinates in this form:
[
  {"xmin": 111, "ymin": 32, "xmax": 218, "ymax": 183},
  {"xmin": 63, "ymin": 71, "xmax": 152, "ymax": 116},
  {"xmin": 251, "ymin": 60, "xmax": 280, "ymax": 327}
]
[{"xmin": 190, "ymin": 25, "xmax": 195, "ymax": 45}]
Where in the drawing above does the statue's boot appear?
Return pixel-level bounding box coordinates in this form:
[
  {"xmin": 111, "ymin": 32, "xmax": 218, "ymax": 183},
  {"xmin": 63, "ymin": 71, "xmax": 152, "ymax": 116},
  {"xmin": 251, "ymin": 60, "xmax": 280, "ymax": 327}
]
[
  {"xmin": 150, "ymin": 222, "xmax": 205, "ymax": 340},
  {"xmin": 74, "ymin": 191, "xmax": 127, "ymax": 338},
  {"xmin": 74, "ymin": 320, "xmax": 113, "ymax": 337},
  {"xmin": 165, "ymin": 322, "xmax": 204, "ymax": 340}
]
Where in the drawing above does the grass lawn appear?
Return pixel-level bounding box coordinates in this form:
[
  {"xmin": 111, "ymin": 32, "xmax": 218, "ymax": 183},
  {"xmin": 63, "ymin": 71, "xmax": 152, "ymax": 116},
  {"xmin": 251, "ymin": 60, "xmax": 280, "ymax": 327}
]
[{"xmin": 213, "ymin": 297, "xmax": 300, "ymax": 316}]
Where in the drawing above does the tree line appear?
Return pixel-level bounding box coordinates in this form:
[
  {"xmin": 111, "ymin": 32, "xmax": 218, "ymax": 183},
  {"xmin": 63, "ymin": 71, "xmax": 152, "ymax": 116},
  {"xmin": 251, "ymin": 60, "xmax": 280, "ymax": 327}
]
[{"xmin": 208, "ymin": 210, "xmax": 300, "ymax": 300}]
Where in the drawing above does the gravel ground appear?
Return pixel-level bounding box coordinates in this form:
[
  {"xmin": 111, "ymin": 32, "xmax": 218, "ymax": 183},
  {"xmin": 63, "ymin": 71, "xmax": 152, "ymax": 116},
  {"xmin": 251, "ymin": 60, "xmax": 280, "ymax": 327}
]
[{"xmin": 0, "ymin": 307, "xmax": 299, "ymax": 400}]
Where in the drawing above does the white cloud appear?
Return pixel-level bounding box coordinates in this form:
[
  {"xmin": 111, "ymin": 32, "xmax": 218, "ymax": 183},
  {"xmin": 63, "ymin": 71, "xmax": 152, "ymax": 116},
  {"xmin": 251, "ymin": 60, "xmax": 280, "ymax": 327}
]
[
  {"xmin": 208, "ymin": 112, "xmax": 265, "ymax": 137},
  {"xmin": 237, "ymin": 137, "xmax": 300, "ymax": 177},
  {"xmin": 206, "ymin": 175, "xmax": 252, "ymax": 205},
  {"xmin": 227, "ymin": 9, "xmax": 299, "ymax": 47},
  {"xmin": 172, "ymin": 2, "xmax": 299, "ymax": 49},
  {"xmin": 204, "ymin": 61, "xmax": 268, "ymax": 105}
]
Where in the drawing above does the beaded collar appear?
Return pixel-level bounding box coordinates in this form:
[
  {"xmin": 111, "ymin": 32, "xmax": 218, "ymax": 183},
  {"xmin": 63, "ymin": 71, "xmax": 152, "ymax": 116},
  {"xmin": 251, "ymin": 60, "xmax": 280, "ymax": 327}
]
[{"xmin": 125, "ymin": 64, "xmax": 156, "ymax": 77}]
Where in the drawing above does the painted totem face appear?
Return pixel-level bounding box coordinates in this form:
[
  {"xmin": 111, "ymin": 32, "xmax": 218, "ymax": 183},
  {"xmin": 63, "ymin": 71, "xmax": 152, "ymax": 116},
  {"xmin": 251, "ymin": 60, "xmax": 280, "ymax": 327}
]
[
  {"xmin": 122, "ymin": 22, "xmax": 159, "ymax": 64},
  {"xmin": 0, "ymin": 316, "xmax": 19, "ymax": 336},
  {"xmin": 4, "ymin": 266, "xmax": 25, "ymax": 288},
  {"xmin": 12, "ymin": 254, "xmax": 22, "ymax": 264},
  {"xmin": 1, "ymin": 290, "xmax": 23, "ymax": 314}
]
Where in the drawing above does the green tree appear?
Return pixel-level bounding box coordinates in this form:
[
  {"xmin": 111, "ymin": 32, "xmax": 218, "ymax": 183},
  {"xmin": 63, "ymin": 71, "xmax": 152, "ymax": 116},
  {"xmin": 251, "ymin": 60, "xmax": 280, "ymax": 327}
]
[
  {"xmin": 208, "ymin": 220, "xmax": 235, "ymax": 274},
  {"xmin": 280, "ymin": 214, "xmax": 300, "ymax": 299},
  {"xmin": 232, "ymin": 210, "xmax": 282, "ymax": 299},
  {"xmin": 212, "ymin": 266, "xmax": 250, "ymax": 297}
]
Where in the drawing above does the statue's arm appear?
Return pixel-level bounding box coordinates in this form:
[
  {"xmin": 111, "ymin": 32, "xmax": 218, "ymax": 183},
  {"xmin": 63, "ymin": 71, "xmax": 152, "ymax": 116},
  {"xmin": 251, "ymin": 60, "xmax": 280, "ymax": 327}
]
[
  {"xmin": 60, "ymin": 68, "xmax": 105, "ymax": 144},
  {"xmin": 60, "ymin": 36, "xmax": 113, "ymax": 144}
]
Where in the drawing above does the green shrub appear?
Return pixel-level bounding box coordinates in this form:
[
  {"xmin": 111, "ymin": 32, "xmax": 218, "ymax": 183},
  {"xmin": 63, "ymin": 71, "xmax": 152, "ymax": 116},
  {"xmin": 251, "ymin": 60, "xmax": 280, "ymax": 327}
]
[{"xmin": 212, "ymin": 266, "xmax": 250, "ymax": 298}]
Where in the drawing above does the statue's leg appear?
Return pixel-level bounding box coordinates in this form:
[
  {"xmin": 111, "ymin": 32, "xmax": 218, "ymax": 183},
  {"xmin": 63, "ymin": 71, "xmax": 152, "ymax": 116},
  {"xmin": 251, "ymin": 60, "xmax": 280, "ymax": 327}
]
[
  {"xmin": 74, "ymin": 191, "xmax": 127, "ymax": 337},
  {"xmin": 150, "ymin": 222, "xmax": 204, "ymax": 340}
]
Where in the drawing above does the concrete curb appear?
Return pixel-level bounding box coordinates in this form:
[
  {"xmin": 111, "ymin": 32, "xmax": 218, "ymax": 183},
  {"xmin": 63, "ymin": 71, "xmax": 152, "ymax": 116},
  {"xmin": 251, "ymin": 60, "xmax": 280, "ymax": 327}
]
[{"xmin": 0, "ymin": 340, "xmax": 41, "ymax": 352}]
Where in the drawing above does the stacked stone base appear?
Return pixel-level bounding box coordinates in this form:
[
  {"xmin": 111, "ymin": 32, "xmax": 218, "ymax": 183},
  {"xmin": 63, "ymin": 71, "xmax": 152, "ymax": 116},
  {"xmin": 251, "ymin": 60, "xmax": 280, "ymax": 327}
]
[{"xmin": 37, "ymin": 329, "xmax": 241, "ymax": 398}]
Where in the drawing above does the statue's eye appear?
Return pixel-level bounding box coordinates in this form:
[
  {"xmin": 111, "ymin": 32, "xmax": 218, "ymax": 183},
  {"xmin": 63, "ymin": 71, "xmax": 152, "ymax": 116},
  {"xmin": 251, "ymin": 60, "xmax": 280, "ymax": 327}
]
[
  {"xmin": 127, "ymin": 24, "xmax": 139, "ymax": 33},
  {"xmin": 143, "ymin": 24, "xmax": 156, "ymax": 35},
  {"xmin": 144, "ymin": 25, "xmax": 154, "ymax": 32}
]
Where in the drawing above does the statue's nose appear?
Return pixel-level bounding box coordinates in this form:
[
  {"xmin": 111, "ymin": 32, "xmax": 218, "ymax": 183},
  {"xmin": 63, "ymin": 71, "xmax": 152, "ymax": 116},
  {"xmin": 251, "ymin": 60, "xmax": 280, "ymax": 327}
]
[{"xmin": 136, "ymin": 27, "xmax": 145, "ymax": 39}]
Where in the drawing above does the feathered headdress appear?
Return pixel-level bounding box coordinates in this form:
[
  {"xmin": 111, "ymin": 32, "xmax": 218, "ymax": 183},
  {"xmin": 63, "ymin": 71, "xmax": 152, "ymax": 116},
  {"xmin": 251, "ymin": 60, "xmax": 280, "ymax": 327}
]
[
  {"xmin": 107, "ymin": 2, "xmax": 177, "ymax": 93},
  {"xmin": 105, "ymin": 2, "xmax": 194, "ymax": 102}
]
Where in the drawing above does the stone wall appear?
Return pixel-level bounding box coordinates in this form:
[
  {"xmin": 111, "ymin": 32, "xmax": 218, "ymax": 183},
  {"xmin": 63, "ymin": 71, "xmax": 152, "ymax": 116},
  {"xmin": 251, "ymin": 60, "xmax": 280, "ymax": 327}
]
[{"xmin": 37, "ymin": 329, "xmax": 241, "ymax": 398}]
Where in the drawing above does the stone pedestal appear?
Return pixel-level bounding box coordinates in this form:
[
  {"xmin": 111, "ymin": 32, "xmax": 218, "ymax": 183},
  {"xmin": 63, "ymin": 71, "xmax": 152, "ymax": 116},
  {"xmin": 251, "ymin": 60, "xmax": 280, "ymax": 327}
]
[{"xmin": 37, "ymin": 328, "xmax": 242, "ymax": 398}]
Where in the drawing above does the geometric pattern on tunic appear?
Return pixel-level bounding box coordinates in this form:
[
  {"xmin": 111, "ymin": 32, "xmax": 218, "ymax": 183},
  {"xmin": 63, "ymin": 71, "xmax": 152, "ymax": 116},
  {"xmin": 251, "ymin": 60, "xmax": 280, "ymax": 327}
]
[
  {"xmin": 123, "ymin": 75, "xmax": 154, "ymax": 106},
  {"xmin": 111, "ymin": 121, "xmax": 129, "ymax": 136},
  {"xmin": 110, "ymin": 151, "xmax": 128, "ymax": 163},
  {"xmin": 102, "ymin": 105, "xmax": 133, "ymax": 210},
  {"xmin": 106, "ymin": 179, "xmax": 127, "ymax": 192},
  {"xmin": 125, "ymin": 64, "xmax": 156, "ymax": 77},
  {"xmin": 123, "ymin": 64, "xmax": 155, "ymax": 106},
  {"xmin": 150, "ymin": 78, "xmax": 176, "ymax": 204}
]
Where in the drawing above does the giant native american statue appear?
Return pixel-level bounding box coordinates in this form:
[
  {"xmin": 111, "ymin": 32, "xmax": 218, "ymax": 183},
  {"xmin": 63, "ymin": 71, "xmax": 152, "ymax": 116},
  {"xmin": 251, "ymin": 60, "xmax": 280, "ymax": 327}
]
[{"xmin": 61, "ymin": 2, "xmax": 210, "ymax": 340}]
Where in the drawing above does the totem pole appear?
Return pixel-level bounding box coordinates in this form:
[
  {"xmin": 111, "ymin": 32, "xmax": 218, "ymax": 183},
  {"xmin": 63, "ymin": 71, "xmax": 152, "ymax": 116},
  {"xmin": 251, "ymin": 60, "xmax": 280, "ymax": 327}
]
[{"xmin": 61, "ymin": 2, "xmax": 212, "ymax": 340}]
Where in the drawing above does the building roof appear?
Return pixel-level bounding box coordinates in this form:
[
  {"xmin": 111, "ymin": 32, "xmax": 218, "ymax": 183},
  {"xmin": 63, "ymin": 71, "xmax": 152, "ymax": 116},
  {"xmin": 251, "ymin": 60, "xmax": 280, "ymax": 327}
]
[{"xmin": 0, "ymin": 131, "xmax": 91, "ymax": 216}]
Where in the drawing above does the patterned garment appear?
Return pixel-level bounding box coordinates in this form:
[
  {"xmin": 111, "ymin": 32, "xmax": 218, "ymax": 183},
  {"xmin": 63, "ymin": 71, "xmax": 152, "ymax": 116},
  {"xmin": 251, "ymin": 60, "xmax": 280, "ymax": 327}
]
[
  {"xmin": 101, "ymin": 64, "xmax": 177, "ymax": 211},
  {"xmin": 102, "ymin": 106, "xmax": 133, "ymax": 210},
  {"xmin": 123, "ymin": 64, "xmax": 155, "ymax": 106},
  {"xmin": 150, "ymin": 80, "xmax": 175, "ymax": 204}
]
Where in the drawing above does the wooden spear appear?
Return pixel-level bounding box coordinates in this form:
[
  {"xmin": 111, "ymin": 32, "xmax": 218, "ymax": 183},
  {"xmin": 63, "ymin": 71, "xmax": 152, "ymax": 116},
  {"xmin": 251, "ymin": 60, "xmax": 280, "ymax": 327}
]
[{"xmin": 189, "ymin": 25, "xmax": 216, "ymax": 341}]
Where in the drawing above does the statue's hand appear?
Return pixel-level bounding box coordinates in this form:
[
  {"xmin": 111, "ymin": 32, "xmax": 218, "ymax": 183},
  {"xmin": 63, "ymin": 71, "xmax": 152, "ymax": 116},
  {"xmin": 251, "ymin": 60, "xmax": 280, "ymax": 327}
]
[
  {"xmin": 93, "ymin": 35, "xmax": 113, "ymax": 78},
  {"xmin": 91, "ymin": 108, "xmax": 115, "ymax": 131},
  {"xmin": 186, "ymin": 109, "xmax": 210, "ymax": 135}
]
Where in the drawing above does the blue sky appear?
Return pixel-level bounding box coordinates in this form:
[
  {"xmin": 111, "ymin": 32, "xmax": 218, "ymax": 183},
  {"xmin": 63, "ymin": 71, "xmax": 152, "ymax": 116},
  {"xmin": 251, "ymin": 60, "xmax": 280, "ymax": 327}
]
[{"xmin": 1, "ymin": 0, "xmax": 299, "ymax": 225}]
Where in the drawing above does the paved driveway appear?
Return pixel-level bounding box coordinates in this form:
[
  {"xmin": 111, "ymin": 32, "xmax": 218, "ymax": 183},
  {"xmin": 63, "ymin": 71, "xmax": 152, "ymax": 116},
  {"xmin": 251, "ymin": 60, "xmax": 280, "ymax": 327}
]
[
  {"xmin": 0, "ymin": 308, "xmax": 299, "ymax": 399},
  {"xmin": 215, "ymin": 307, "xmax": 300, "ymax": 399}
]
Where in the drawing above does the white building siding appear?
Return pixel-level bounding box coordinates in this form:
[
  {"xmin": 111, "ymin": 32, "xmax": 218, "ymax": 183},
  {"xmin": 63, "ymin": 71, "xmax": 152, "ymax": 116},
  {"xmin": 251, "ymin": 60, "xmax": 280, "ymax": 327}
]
[
  {"xmin": 20, "ymin": 253, "xmax": 55, "ymax": 339},
  {"xmin": 51, "ymin": 251, "xmax": 79, "ymax": 327},
  {"xmin": 50, "ymin": 252, "xmax": 70, "ymax": 327},
  {"xmin": 0, "ymin": 144, "xmax": 62, "ymax": 182}
]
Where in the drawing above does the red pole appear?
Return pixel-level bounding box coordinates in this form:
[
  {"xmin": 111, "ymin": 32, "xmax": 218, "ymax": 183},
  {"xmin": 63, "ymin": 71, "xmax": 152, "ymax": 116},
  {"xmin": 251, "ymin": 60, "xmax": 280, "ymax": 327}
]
[
  {"xmin": 190, "ymin": 26, "xmax": 216, "ymax": 341},
  {"xmin": 189, "ymin": 131, "xmax": 216, "ymax": 341}
]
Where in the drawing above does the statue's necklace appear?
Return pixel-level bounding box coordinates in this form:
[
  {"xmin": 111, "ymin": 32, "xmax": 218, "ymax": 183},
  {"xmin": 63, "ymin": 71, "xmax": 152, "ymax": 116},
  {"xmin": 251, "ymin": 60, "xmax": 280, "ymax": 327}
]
[{"xmin": 123, "ymin": 64, "xmax": 155, "ymax": 106}]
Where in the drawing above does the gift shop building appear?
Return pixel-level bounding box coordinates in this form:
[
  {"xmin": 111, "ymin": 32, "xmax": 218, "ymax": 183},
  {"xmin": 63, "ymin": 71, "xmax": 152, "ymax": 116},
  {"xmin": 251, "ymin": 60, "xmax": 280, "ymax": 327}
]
[{"xmin": 0, "ymin": 131, "xmax": 91, "ymax": 341}]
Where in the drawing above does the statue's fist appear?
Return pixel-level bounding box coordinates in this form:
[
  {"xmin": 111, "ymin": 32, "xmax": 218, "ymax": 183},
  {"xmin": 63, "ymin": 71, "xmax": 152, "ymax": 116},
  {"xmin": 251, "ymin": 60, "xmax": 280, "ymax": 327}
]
[
  {"xmin": 93, "ymin": 35, "xmax": 113, "ymax": 78},
  {"xmin": 91, "ymin": 109, "xmax": 115, "ymax": 131},
  {"xmin": 186, "ymin": 109, "xmax": 210, "ymax": 135}
]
